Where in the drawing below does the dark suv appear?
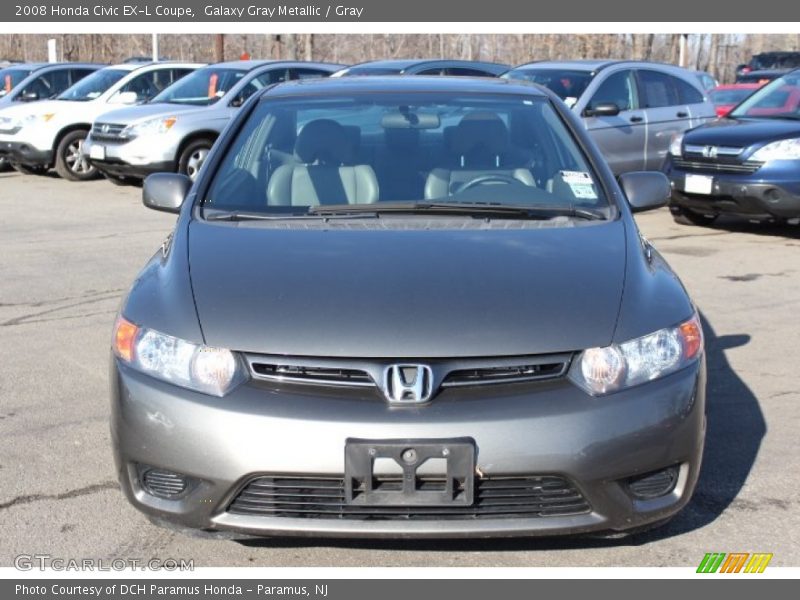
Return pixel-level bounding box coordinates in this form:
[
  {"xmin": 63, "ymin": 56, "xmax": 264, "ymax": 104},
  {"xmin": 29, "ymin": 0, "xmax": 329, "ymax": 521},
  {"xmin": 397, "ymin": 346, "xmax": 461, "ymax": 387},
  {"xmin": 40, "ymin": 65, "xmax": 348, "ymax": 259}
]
[{"xmin": 665, "ymin": 69, "xmax": 800, "ymax": 226}]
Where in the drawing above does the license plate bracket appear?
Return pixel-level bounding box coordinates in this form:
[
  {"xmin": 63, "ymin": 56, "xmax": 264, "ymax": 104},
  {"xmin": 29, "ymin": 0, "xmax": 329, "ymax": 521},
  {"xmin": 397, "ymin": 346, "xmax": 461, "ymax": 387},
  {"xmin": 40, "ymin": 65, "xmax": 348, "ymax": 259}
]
[
  {"xmin": 345, "ymin": 438, "xmax": 475, "ymax": 506},
  {"xmin": 684, "ymin": 173, "xmax": 713, "ymax": 195},
  {"xmin": 89, "ymin": 144, "xmax": 105, "ymax": 161}
]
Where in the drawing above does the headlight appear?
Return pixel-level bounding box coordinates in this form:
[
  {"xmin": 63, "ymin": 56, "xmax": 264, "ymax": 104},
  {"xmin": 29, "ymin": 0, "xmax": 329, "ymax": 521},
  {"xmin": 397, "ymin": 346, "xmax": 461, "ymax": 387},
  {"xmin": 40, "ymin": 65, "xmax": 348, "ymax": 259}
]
[
  {"xmin": 668, "ymin": 133, "xmax": 684, "ymax": 157},
  {"xmin": 750, "ymin": 138, "xmax": 800, "ymax": 162},
  {"xmin": 120, "ymin": 116, "xmax": 177, "ymax": 139},
  {"xmin": 112, "ymin": 316, "xmax": 247, "ymax": 397},
  {"xmin": 569, "ymin": 314, "xmax": 703, "ymax": 396}
]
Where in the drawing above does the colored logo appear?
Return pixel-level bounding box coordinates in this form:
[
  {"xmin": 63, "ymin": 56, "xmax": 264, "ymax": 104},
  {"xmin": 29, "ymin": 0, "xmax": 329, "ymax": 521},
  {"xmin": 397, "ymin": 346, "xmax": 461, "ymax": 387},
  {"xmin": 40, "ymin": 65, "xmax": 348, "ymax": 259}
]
[{"xmin": 697, "ymin": 552, "xmax": 773, "ymax": 573}]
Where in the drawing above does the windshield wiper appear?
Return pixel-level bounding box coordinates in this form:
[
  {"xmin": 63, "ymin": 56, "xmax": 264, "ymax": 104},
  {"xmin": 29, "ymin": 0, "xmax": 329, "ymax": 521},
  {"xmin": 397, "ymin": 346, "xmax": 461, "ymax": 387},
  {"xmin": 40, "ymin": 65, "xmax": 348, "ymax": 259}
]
[
  {"xmin": 309, "ymin": 201, "xmax": 606, "ymax": 220},
  {"xmin": 203, "ymin": 209, "xmax": 377, "ymax": 221}
]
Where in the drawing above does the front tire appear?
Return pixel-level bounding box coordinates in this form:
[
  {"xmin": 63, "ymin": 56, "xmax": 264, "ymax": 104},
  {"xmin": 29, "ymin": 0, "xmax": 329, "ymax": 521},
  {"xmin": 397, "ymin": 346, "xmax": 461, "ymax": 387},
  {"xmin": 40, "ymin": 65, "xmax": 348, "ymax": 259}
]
[
  {"xmin": 55, "ymin": 130, "xmax": 98, "ymax": 181},
  {"xmin": 178, "ymin": 138, "xmax": 213, "ymax": 182},
  {"xmin": 670, "ymin": 206, "xmax": 717, "ymax": 227}
]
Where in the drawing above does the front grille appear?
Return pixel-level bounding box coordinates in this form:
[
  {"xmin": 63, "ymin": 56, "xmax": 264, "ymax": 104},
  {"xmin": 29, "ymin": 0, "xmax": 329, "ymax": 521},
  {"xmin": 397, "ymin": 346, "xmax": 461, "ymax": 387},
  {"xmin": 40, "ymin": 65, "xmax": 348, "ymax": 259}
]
[
  {"xmin": 91, "ymin": 122, "xmax": 127, "ymax": 142},
  {"xmin": 673, "ymin": 158, "xmax": 763, "ymax": 175},
  {"xmin": 227, "ymin": 474, "xmax": 591, "ymax": 520},
  {"xmin": 442, "ymin": 362, "xmax": 568, "ymax": 387},
  {"xmin": 250, "ymin": 362, "xmax": 374, "ymax": 387},
  {"xmin": 245, "ymin": 354, "xmax": 571, "ymax": 393}
]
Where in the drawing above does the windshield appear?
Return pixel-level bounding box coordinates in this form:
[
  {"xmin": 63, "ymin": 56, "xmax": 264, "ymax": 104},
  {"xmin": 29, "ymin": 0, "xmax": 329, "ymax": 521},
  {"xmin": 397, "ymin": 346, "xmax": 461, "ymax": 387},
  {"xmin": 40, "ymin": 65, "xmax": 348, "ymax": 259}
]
[
  {"xmin": 204, "ymin": 93, "xmax": 607, "ymax": 216},
  {"xmin": 57, "ymin": 68, "xmax": 127, "ymax": 101},
  {"xmin": 709, "ymin": 88, "xmax": 757, "ymax": 106},
  {"xmin": 151, "ymin": 68, "xmax": 246, "ymax": 105},
  {"xmin": 730, "ymin": 73, "xmax": 800, "ymax": 119},
  {"xmin": 0, "ymin": 67, "xmax": 33, "ymax": 98},
  {"xmin": 502, "ymin": 69, "xmax": 593, "ymax": 105},
  {"xmin": 752, "ymin": 54, "xmax": 800, "ymax": 70}
]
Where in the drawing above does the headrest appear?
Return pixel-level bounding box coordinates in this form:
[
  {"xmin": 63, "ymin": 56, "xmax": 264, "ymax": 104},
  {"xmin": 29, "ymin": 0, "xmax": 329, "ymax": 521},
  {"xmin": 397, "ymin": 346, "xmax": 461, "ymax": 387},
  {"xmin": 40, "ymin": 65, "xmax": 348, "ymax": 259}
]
[
  {"xmin": 449, "ymin": 112, "xmax": 509, "ymax": 156},
  {"xmin": 295, "ymin": 119, "xmax": 355, "ymax": 164}
]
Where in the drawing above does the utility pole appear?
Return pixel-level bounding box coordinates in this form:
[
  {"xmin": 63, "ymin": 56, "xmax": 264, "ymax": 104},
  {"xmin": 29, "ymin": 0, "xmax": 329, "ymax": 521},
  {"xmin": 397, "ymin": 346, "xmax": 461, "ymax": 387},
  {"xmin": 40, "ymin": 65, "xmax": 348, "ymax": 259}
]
[
  {"xmin": 151, "ymin": 33, "xmax": 158, "ymax": 61},
  {"xmin": 214, "ymin": 34, "xmax": 225, "ymax": 62},
  {"xmin": 679, "ymin": 33, "xmax": 689, "ymax": 67}
]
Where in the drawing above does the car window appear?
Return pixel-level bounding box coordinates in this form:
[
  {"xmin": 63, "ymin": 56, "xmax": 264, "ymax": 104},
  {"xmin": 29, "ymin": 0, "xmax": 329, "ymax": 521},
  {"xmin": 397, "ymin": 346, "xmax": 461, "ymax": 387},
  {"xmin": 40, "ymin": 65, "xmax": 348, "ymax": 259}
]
[
  {"xmin": 69, "ymin": 68, "xmax": 97, "ymax": 85},
  {"xmin": 57, "ymin": 68, "xmax": 127, "ymax": 101},
  {"xmin": 151, "ymin": 68, "xmax": 246, "ymax": 106},
  {"xmin": 417, "ymin": 68, "xmax": 446, "ymax": 76},
  {"xmin": 502, "ymin": 69, "xmax": 594, "ymax": 105},
  {"xmin": 230, "ymin": 71, "xmax": 287, "ymax": 107},
  {"xmin": 446, "ymin": 67, "xmax": 495, "ymax": 77},
  {"xmin": 638, "ymin": 70, "xmax": 685, "ymax": 108},
  {"xmin": 731, "ymin": 73, "xmax": 800, "ymax": 119},
  {"xmin": 674, "ymin": 77, "xmax": 704, "ymax": 105},
  {"xmin": 120, "ymin": 69, "xmax": 189, "ymax": 102},
  {"xmin": 0, "ymin": 67, "xmax": 34, "ymax": 98},
  {"xmin": 21, "ymin": 70, "xmax": 70, "ymax": 100},
  {"xmin": 290, "ymin": 68, "xmax": 330, "ymax": 80},
  {"xmin": 204, "ymin": 93, "xmax": 608, "ymax": 212},
  {"xmin": 588, "ymin": 70, "xmax": 637, "ymax": 112}
]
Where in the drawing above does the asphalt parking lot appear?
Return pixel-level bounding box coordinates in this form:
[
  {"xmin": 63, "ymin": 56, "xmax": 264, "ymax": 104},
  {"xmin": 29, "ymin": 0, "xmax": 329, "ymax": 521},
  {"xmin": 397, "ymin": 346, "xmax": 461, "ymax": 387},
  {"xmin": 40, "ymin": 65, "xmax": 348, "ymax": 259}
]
[{"xmin": 1, "ymin": 169, "xmax": 798, "ymax": 568}]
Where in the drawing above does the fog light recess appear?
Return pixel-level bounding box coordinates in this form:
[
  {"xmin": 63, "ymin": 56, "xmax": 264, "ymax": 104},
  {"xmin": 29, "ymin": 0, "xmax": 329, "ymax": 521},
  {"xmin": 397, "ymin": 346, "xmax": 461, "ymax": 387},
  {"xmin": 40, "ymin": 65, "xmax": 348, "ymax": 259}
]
[
  {"xmin": 626, "ymin": 465, "xmax": 679, "ymax": 500},
  {"xmin": 138, "ymin": 465, "xmax": 189, "ymax": 499}
]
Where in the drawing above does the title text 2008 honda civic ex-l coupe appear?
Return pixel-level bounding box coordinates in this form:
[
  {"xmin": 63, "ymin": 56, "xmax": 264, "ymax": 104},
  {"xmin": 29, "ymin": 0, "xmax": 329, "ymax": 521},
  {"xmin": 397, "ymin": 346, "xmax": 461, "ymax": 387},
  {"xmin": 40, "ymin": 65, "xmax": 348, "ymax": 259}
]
[{"xmin": 111, "ymin": 77, "xmax": 706, "ymax": 539}]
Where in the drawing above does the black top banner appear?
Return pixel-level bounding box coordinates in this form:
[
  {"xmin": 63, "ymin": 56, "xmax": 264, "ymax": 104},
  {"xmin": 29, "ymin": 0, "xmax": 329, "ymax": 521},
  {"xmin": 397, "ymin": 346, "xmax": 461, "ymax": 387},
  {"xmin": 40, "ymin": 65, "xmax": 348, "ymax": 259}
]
[{"xmin": 2, "ymin": 0, "xmax": 798, "ymax": 22}]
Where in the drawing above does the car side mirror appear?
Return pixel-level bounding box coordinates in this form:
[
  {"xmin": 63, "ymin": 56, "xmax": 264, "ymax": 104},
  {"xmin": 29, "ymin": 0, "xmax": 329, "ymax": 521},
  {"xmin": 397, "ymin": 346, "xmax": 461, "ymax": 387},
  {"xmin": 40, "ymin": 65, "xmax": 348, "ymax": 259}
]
[
  {"xmin": 20, "ymin": 90, "xmax": 39, "ymax": 101},
  {"xmin": 585, "ymin": 102, "xmax": 620, "ymax": 117},
  {"xmin": 113, "ymin": 91, "xmax": 139, "ymax": 105},
  {"xmin": 618, "ymin": 171, "xmax": 670, "ymax": 213},
  {"xmin": 143, "ymin": 173, "xmax": 192, "ymax": 214}
]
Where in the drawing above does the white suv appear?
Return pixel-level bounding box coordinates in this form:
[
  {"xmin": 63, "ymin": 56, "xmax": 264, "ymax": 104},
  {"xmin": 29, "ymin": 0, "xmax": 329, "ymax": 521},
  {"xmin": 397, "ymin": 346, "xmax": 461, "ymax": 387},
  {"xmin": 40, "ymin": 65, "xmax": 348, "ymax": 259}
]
[{"xmin": 0, "ymin": 61, "xmax": 202, "ymax": 180}]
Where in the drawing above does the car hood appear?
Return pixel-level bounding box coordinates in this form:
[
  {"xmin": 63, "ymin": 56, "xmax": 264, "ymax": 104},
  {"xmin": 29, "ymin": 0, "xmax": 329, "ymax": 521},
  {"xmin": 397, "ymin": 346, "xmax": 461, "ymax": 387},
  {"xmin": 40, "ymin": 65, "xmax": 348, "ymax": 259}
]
[
  {"xmin": 685, "ymin": 117, "xmax": 800, "ymax": 148},
  {"xmin": 187, "ymin": 220, "xmax": 628, "ymax": 358},
  {"xmin": 95, "ymin": 102, "xmax": 205, "ymax": 125}
]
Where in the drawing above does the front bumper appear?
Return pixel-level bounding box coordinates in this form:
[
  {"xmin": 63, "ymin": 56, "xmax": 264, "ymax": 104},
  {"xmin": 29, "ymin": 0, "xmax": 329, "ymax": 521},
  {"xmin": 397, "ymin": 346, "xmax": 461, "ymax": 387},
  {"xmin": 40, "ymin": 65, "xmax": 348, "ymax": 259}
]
[
  {"xmin": 665, "ymin": 158, "xmax": 800, "ymax": 220},
  {"xmin": 0, "ymin": 140, "xmax": 53, "ymax": 167},
  {"xmin": 111, "ymin": 359, "xmax": 706, "ymax": 539},
  {"xmin": 83, "ymin": 133, "xmax": 178, "ymax": 178}
]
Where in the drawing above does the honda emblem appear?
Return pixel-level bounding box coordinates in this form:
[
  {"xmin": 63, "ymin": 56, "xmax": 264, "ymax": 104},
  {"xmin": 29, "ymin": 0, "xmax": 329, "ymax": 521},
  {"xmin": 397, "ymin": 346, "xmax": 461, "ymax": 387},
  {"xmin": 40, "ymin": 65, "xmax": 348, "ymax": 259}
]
[{"xmin": 382, "ymin": 365, "xmax": 434, "ymax": 404}]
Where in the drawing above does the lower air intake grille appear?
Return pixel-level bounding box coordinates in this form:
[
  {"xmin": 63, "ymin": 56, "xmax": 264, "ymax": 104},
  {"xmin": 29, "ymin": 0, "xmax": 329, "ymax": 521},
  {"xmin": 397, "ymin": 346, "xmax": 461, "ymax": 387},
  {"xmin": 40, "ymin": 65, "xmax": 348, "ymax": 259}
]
[{"xmin": 227, "ymin": 475, "xmax": 590, "ymax": 520}]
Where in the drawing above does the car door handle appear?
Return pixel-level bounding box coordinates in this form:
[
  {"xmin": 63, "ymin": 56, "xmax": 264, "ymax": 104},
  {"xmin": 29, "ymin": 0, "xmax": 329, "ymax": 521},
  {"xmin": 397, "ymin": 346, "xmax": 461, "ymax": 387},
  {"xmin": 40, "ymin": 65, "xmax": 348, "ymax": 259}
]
[
  {"xmin": 629, "ymin": 115, "xmax": 643, "ymax": 123},
  {"xmin": 676, "ymin": 111, "xmax": 689, "ymax": 118}
]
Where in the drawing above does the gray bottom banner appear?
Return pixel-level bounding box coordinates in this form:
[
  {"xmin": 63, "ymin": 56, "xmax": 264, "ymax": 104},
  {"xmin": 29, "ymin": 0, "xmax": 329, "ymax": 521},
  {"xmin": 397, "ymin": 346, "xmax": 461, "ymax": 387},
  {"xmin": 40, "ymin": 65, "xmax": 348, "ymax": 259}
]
[{"xmin": 1, "ymin": 580, "xmax": 788, "ymax": 600}]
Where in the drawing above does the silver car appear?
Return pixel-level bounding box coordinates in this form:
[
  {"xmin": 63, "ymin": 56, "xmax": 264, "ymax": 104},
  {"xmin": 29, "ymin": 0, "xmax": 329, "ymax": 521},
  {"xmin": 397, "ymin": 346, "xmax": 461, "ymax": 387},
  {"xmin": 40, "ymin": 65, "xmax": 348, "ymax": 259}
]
[
  {"xmin": 83, "ymin": 60, "xmax": 342, "ymax": 183},
  {"xmin": 503, "ymin": 60, "xmax": 717, "ymax": 174}
]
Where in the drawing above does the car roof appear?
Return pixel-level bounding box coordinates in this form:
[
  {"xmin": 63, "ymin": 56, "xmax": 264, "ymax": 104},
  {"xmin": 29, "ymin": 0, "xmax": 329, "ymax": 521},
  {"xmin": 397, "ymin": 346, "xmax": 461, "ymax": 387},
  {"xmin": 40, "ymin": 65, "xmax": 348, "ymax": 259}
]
[
  {"xmin": 509, "ymin": 59, "xmax": 690, "ymax": 74},
  {"xmin": 344, "ymin": 58, "xmax": 507, "ymax": 70},
  {"xmin": 713, "ymin": 83, "xmax": 761, "ymax": 90},
  {"xmin": 260, "ymin": 75, "xmax": 547, "ymax": 98},
  {"xmin": 105, "ymin": 61, "xmax": 204, "ymax": 72}
]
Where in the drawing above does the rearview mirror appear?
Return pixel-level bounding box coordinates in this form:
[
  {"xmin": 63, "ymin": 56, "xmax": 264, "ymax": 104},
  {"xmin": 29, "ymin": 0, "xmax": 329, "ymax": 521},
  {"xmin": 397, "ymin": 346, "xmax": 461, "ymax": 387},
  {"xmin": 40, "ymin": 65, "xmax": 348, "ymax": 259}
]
[
  {"xmin": 143, "ymin": 173, "xmax": 192, "ymax": 214},
  {"xmin": 618, "ymin": 171, "xmax": 670, "ymax": 213},
  {"xmin": 585, "ymin": 102, "xmax": 620, "ymax": 117},
  {"xmin": 113, "ymin": 91, "xmax": 139, "ymax": 105}
]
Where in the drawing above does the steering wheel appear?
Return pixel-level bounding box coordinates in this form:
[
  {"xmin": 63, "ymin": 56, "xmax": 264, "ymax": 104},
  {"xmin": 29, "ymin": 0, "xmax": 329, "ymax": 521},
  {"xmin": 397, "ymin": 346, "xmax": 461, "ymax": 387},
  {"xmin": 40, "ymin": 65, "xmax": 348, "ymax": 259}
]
[{"xmin": 453, "ymin": 174, "xmax": 524, "ymax": 194}]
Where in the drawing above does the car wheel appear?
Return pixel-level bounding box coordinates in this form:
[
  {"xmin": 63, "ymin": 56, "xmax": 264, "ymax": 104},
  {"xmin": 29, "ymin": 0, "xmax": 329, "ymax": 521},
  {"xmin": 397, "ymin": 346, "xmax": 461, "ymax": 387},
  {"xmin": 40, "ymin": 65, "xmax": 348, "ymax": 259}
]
[
  {"xmin": 0, "ymin": 156, "xmax": 11, "ymax": 171},
  {"xmin": 55, "ymin": 130, "xmax": 98, "ymax": 181},
  {"xmin": 10, "ymin": 162, "xmax": 49, "ymax": 176},
  {"xmin": 670, "ymin": 206, "xmax": 717, "ymax": 227},
  {"xmin": 178, "ymin": 138, "xmax": 213, "ymax": 182}
]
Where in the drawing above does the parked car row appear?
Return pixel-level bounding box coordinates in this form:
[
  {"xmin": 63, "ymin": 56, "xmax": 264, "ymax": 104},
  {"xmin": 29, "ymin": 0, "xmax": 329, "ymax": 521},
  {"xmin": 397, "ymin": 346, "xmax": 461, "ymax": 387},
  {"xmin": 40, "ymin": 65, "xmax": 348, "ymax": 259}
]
[
  {"xmin": 4, "ymin": 55, "xmax": 799, "ymax": 229},
  {"xmin": 0, "ymin": 57, "xmax": 718, "ymax": 185}
]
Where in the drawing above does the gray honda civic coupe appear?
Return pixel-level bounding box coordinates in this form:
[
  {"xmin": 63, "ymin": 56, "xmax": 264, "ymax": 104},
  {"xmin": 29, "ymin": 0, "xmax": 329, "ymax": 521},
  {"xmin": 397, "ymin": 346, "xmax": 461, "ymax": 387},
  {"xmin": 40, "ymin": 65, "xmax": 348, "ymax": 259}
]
[{"xmin": 110, "ymin": 76, "xmax": 706, "ymax": 539}]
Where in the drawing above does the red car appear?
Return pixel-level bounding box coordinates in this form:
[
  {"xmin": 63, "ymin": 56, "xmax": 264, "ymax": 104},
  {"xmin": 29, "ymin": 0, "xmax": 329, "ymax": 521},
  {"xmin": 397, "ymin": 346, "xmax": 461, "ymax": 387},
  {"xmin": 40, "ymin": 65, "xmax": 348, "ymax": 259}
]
[{"xmin": 708, "ymin": 83, "xmax": 761, "ymax": 117}]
